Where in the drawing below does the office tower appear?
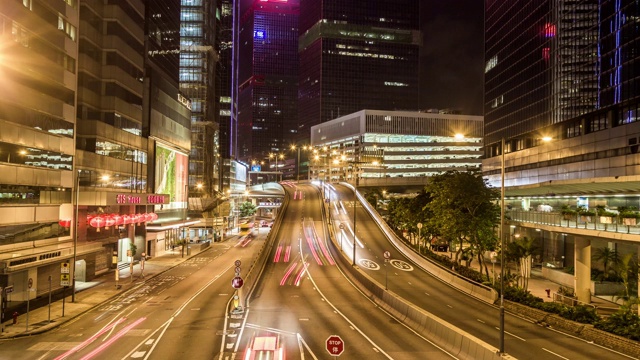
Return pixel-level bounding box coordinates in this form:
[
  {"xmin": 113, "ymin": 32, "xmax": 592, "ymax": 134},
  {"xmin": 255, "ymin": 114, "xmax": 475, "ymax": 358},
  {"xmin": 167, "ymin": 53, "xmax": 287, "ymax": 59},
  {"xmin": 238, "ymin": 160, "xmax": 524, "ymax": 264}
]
[
  {"xmin": 144, "ymin": 0, "xmax": 193, "ymax": 244},
  {"xmin": 483, "ymin": 1, "xmax": 640, "ymax": 303},
  {"xmin": 180, "ymin": 0, "xmax": 222, "ymax": 206},
  {"xmin": 484, "ymin": 0, "xmax": 600, "ymax": 154},
  {"xmin": 298, "ymin": 0, "xmax": 421, "ymax": 139},
  {"xmin": 235, "ymin": 0, "xmax": 300, "ymax": 161},
  {"xmin": 0, "ymin": 0, "xmax": 78, "ymax": 295}
]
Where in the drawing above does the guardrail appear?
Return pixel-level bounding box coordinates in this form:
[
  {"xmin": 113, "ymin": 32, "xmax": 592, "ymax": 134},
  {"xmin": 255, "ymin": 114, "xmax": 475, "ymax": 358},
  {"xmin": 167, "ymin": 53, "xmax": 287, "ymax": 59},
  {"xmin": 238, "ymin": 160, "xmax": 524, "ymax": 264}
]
[{"xmin": 235, "ymin": 184, "xmax": 288, "ymax": 312}]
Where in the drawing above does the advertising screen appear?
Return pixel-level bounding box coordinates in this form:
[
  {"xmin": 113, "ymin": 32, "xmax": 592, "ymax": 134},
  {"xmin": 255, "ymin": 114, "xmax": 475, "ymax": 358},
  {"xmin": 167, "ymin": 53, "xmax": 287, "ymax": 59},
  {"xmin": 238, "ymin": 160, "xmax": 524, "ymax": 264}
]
[{"xmin": 155, "ymin": 144, "xmax": 188, "ymax": 210}]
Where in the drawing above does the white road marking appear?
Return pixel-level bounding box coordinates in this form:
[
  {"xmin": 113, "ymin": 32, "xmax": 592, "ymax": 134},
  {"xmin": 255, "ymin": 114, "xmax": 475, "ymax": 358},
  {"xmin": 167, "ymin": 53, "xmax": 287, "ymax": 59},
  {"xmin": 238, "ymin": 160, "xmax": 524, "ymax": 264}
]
[
  {"xmin": 542, "ymin": 348, "xmax": 569, "ymax": 359},
  {"xmin": 477, "ymin": 319, "xmax": 485, "ymax": 324}
]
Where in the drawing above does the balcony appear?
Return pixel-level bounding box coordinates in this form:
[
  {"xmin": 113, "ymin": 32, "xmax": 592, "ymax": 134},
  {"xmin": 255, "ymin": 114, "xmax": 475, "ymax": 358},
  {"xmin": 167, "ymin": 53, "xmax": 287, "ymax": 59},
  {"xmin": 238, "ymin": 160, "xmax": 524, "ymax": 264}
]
[{"xmin": 508, "ymin": 209, "xmax": 640, "ymax": 239}]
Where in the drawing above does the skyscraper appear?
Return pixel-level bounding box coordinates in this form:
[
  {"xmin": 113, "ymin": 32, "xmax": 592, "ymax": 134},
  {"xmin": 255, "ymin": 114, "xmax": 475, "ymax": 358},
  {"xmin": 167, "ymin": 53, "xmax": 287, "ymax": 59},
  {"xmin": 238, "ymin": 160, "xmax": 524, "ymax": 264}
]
[
  {"xmin": 484, "ymin": 0, "xmax": 639, "ymax": 173},
  {"xmin": 483, "ymin": 0, "xmax": 640, "ymax": 303},
  {"xmin": 180, "ymin": 0, "xmax": 221, "ymax": 200},
  {"xmin": 235, "ymin": 0, "xmax": 300, "ymax": 161},
  {"xmin": 297, "ymin": 0, "xmax": 421, "ymax": 140}
]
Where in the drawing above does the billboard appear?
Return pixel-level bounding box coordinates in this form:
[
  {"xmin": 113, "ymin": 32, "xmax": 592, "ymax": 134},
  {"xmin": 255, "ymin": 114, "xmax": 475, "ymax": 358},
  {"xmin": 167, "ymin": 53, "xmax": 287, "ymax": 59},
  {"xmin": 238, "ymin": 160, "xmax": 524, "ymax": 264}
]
[{"xmin": 155, "ymin": 144, "xmax": 189, "ymax": 210}]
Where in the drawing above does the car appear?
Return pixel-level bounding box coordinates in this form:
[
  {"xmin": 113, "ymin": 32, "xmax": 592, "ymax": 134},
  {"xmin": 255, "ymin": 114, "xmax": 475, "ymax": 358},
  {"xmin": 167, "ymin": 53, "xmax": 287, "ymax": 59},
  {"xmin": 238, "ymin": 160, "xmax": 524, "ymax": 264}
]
[{"xmin": 243, "ymin": 334, "xmax": 285, "ymax": 360}]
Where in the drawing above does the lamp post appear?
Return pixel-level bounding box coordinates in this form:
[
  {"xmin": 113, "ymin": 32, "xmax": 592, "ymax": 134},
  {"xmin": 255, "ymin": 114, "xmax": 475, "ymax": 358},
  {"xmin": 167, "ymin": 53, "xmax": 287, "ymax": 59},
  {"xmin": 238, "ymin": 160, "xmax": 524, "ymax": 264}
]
[
  {"xmin": 499, "ymin": 137, "xmax": 505, "ymax": 354},
  {"xmin": 290, "ymin": 145, "xmax": 309, "ymax": 183},
  {"xmin": 71, "ymin": 169, "xmax": 80, "ymax": 302},
  {"xmin": 417, "ymin": 222, "xmax": 423, "ymax": 254}
]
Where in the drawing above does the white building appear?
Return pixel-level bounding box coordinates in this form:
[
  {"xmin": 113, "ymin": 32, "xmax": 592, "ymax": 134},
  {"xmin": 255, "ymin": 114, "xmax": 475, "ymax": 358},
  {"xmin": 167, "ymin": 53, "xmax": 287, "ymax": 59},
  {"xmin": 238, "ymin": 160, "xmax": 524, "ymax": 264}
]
[{"xmin": 310, "ymin": 110, "xmax": 484, "ymax": 189}]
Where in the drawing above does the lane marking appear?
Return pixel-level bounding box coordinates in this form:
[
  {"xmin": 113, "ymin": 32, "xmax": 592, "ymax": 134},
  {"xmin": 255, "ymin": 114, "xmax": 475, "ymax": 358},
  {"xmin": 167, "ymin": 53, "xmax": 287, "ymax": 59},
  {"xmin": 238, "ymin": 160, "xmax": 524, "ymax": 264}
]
[{"xmin": 542, "ymin": 348, "xmax": 569, "ymax": 359}]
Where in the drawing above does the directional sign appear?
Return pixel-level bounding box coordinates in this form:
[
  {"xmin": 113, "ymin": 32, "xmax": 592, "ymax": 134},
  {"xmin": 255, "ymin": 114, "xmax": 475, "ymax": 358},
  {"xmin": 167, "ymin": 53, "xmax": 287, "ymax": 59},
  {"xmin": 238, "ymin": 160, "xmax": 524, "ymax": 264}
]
[
  {"xmin": 326, "ymin": 335, "xmax": 344, "ymax": 356},
  {"xmin": 4, "ymin": 285, "xmax": 13, "ymax": 294},
  {"xmin": 383, "ymin": 251, "xmax": 391, "ymax": 259},
  {"xmin": 231, "ymin": 276, "xmax": 244, "ymax": 289},
  {"xmin": 27, "ymin": 278, "xmax": 33, "ymax": 289},
  {"xmin": 235, "ymin": 266, "xmax": 241, "ymax": 276},
  {"xmin": 61, "ymin": 262, "xmax": 70, "ymax": 274}
]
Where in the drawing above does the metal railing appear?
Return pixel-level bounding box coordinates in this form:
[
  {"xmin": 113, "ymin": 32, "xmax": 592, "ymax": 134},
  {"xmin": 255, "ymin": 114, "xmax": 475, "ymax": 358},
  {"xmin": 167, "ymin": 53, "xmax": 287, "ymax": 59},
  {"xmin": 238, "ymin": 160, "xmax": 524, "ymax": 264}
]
[{"xmin": 508, "ymin": 209, "xmax": 640, "ymax": 235}]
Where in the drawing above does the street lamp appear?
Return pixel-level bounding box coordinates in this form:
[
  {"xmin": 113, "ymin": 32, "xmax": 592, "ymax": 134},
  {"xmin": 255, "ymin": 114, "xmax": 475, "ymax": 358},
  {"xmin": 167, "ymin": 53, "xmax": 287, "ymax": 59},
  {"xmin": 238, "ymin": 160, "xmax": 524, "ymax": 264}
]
[
  {"xmin": 290, "ymin": 145, "xmax": 309, "ymax": 183},
  {"xmin": 499, "ymin": 137, "xmax": 505, "ymax": 354},
  {"xmin": 71, "ymin": 169, "xmax": 81, "ymax": 302}
]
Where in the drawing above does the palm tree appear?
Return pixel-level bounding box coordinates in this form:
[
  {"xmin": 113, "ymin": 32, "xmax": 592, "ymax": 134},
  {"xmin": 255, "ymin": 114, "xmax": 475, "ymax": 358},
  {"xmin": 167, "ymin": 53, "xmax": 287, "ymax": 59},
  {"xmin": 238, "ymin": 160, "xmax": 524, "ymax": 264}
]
[
  {"xmin": 506, "ymin": 236, "xmax": 539, "ymax": 291},
  {"xmin": 592, "ymin": 246, "xmax": 619, "ymax": 281}
]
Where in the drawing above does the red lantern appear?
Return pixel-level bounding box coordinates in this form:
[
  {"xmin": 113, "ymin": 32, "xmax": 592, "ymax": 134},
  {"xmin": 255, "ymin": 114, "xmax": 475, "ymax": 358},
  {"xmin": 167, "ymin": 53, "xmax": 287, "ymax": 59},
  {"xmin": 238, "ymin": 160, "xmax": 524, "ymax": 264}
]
[
  {"xmin": 89, "ymin": 216, "xmax": 105, "ymax": 232},
  {"xmin": 143, "ymin": 213, "xmax": 153, "ymax": 222},
  {"xmin": 148, "ymin": 213, "xmax": 158, "ymax": 222},
  {"xmin": 86, "ymin": 214, "xmax": 94, "ymax": 225},
  {"xmin": 58, "ymin": 219, "xmax": 71, "ymax": 228},
  {"xmin": 122, "ymin": 215, "xmax": 132, "ymax": 225},
  {"xmin": 104, "ymin": 215, "xmax": 116, "ymax": 229},
  {"xmin": 112, "ymin": 214, "xmax": 123, "ymax": 226},
  {"xmin": 137, "ymin": 213, "xmax": 145, "ymax": 223}
]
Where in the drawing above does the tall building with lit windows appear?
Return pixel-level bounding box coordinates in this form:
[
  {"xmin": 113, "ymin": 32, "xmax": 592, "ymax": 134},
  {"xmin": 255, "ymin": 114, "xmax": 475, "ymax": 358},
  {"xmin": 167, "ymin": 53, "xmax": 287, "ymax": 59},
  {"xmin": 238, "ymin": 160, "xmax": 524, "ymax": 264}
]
[
  {"xmin": 180, "ymin": 0, "xmax": 221, "ymax": 201},
  {"xmin": 483, "ymin": 1, "xmax": 640, "ymax": 303},
  {"xmin": 298, "ymin": 0, "xmax": 421, "ymax": 141},
  {"xmin": 0, "ymin": 0, "xmax": 78, "ymax": 302},
  {"xmin": 235, "ymin": 0, "xmax": 300, "ymax": 161}
]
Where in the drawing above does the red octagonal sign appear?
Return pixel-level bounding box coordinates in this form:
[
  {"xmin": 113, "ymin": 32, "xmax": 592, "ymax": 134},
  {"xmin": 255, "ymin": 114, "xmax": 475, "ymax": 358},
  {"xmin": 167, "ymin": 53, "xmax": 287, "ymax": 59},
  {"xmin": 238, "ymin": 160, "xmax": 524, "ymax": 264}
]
[
  {"xmin": 231, "ymin": 276, "xmax": 244, "ymax": 289},
  {"xmin": 326, "ymin": 335, "xmax": 344, "ymax": 356}
]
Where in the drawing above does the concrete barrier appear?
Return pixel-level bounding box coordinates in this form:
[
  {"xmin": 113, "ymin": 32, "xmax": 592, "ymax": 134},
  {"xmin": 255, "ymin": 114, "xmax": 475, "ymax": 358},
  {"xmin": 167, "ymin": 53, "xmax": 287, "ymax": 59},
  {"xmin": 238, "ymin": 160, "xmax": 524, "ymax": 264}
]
[{"xmin": 335, "ymin": 249, "xmax": 505, "ymax": 360}]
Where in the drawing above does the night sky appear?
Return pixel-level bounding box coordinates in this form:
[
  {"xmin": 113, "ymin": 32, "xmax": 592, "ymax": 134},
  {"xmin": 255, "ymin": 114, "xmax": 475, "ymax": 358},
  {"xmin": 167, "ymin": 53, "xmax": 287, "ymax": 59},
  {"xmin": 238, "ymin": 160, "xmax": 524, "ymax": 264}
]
[{"xmin": 420, "ymin": 1, "xmax": 484, "ymax": 115}]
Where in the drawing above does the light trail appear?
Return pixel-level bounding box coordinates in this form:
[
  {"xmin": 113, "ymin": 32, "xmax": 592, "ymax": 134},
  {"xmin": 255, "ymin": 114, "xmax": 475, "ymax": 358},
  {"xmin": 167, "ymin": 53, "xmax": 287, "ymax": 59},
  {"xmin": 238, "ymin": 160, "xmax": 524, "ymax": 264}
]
[{"xmin": 79, "ymin": 317, "xmax": 146, "ymax": 360}]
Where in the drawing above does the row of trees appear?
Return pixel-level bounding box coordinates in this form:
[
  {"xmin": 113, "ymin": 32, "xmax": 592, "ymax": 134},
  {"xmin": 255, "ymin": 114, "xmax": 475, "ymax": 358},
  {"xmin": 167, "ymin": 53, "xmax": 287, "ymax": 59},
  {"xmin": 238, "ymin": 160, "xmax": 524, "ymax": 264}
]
[{"xmin": 380, "ymin": 170, "xmax": 541, "ymax": 291}]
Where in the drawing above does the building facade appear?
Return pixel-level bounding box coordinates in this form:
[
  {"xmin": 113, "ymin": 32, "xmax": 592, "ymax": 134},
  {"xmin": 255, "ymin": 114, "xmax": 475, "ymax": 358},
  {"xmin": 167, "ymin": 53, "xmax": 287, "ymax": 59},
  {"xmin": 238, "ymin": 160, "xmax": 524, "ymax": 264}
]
[
  {"xmin": 180, "ymin": 0, "xmax": 222, "ymax": 204},
  {"xmin": 235, "ymin": 0, "xmax": 300, "ymax": 161},
  {"xmin": 298, "ymin": 0, "xmax": 421, "ymax": 142},
  {"xmin": 484, "ymin": 0, "xmax": 640, "ymax": 302},
  {"xmin": 310, "ymin": 110, "xmax": 483, "ymax": 190},
  {"xmin": 0, "ymin": 0, "xmax": 78, "ymax": 303}
]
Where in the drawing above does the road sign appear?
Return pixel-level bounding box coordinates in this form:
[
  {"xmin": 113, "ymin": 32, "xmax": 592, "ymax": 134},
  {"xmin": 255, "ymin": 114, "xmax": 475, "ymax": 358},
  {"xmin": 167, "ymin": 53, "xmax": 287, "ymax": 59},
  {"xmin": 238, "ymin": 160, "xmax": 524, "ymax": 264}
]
[
  {"xmin": 61, "ymin": 274, "xmax": 70, "ymax": 286},
  {"xmin": 235, "ymin": 266, "xmax": 241, "ymax": 276},
  {"xmin": 231, "ymin": 276, "xmax": 244, "ymax": 289},
  {"xmin": 4, "ymin": 285, "xmax": 13, "ymax": 294},
  {"xmin": 27, "ymin": 278, "xmax": 33, "ymax": 289},
  {"xmin": 383, "ymin": 251, "xmax": 391, "ymax": 259},
  {"xmin": 234, "ymin": 260, "xmax": 241, "ymax": 267},
  {"xmin": 326, "ymin": 335, "xmax": 344, "ymax": 356},
  {"xmin": 61, "ymin": 262, "xmax": 70, "ymax": 274}
]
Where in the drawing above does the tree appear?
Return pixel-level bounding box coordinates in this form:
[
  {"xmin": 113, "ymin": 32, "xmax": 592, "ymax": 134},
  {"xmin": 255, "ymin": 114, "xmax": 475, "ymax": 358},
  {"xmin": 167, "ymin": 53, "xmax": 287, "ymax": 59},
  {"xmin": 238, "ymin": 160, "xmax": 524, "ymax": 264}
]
[
  {"xmin": 424, "ymin": 170, "xmax": 500, "ymax": 280},
  {"xmin": 592, "ymin": 246, "xmax": 619, "ymax": 281},
  {"xmin": 505, "ymin": 236, "xmax": 538, "ymax": 290},
  {"xmin": 239, "ymin": 201, "xmax": 257, "ymax": 217}
]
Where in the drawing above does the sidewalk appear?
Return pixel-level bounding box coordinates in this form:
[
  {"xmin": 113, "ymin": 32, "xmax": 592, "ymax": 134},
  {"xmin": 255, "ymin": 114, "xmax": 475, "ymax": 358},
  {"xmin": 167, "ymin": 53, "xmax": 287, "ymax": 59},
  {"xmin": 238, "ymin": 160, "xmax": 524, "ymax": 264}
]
[{"xmin": 0, "ymin": 237, "xmax": 237, "ymax": 339}]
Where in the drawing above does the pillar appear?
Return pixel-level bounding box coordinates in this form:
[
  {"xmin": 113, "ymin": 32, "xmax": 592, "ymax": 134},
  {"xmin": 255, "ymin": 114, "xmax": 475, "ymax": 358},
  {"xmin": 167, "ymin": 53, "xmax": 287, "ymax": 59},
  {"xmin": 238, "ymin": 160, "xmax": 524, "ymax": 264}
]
[{"xmin": 574, "ymin": 237, "xmax": 591, "ymax": 303}]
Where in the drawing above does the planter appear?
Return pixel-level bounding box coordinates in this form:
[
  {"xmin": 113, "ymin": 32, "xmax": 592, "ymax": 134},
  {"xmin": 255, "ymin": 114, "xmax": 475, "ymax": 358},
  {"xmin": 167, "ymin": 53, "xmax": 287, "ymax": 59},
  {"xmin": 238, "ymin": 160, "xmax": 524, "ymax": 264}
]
[
  {"xmin": 580, "ymin": 215, "xmax": 592, "ymax": 222},
  {"xmin": 599, "ymin": 216, "xmax": 613, "ymax": 224}
]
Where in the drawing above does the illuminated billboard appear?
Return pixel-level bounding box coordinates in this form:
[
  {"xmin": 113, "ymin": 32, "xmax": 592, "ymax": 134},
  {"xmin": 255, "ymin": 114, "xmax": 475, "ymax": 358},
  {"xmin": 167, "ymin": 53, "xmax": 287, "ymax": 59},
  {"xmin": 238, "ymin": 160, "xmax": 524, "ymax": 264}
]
[{"xmin": 155, "ymin": 144, "xmax": 189, "ymax": 210}]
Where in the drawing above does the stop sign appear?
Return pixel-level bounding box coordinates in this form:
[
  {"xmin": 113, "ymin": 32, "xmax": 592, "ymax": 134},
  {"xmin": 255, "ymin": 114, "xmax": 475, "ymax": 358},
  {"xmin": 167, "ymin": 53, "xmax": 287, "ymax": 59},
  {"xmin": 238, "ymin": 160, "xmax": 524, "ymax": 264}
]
[
  {"xmin": 232, "ymin": 276, "xmax": 244, "ymax": 289},
  {"xmin": 326, "ymin": 335, "xmax": 344, "ymax": 356}
]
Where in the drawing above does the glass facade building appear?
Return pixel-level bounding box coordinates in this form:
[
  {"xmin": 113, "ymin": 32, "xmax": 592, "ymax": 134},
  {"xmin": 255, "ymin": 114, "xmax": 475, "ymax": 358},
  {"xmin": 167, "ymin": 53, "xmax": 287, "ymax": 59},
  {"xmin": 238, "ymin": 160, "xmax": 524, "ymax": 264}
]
[
  {"xmin": 180, "ymin": 0, "xmax": 221, "ymax": 198},
  {"xmin": 235, "ymin": 0, "xmax": 300, "ymax": 160},
  {"xmin": 0, "ymin": 0, "xmax": 78, "ymax": 300},
  {"xmin": 484, "ymin": 0, "xmax": 640, "ymax": 302},
  {"xmin": 298, "ymin": 0, "xmax": 421, "ymax": 141}
]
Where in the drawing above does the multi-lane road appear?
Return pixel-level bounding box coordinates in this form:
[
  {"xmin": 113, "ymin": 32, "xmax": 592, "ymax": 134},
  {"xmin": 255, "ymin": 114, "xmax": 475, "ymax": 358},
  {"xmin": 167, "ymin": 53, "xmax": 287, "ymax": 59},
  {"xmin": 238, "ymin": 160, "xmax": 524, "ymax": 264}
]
[{"xmin": 0, "ymin": 181, "xmax": 634, "ymax": 359}]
